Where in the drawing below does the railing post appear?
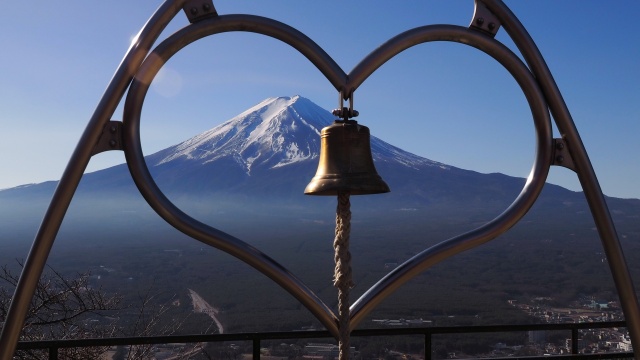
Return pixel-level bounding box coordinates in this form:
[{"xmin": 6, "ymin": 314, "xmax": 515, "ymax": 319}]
[
  {"xmin": 424, "ymin": 332, "xmax": 432, "ymax": 360},
  {"xmin": 253, "ymin": 338, "xmax": 261, "ymax": 360},
  {"xmin": 571, "ymin": 328, "xmax": 579, "ymax": 354}
]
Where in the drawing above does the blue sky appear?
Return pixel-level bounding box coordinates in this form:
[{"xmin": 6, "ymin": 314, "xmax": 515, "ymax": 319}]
[{"xmin": 1, "ymin": 1, "xmax": 638, "ymax": 199}]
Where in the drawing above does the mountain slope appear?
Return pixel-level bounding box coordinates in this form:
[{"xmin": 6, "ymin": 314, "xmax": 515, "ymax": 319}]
[{"xmin": 150, "ymin": 96, "xmax": 325, "ymax": 174}]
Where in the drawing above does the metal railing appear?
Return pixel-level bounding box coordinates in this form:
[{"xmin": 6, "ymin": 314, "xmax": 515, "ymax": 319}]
[{"xmin": 16, "ymin": 321, "xmax": 634, "ymax": 360}]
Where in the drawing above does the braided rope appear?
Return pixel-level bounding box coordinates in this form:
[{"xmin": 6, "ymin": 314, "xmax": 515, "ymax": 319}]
[{"xmin": 334, "ymin": 191, "xmax": 353, "ymax": 360}]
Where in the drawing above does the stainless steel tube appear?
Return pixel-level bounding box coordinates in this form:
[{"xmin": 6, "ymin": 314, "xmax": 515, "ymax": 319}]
[
  {"xmin": 0, "ymin": 1, "xmax": 187, "ymax": 358},
  {"xmin": 346, "ymin": 24, "xmax": 552, "ymax": 329},
  {"xmin": 121, "ymin": 14, "xmax": 345, "ymax": 337},
  {"xmin": 483, "ymin": 1, "xmax": 640, "ymax": 356}
]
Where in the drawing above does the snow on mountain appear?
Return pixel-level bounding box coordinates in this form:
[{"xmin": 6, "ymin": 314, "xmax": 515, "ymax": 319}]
[
  {"xmin": 370, "ymin": 137, "xmax": 448, "ymax": 170},
  {"xmin": 150, "ymin": 96, "xmax": 325, "ymax": 175},
  {"xmin": 147, "ymin": 95, "xmax": 446, "ymax": 175}
]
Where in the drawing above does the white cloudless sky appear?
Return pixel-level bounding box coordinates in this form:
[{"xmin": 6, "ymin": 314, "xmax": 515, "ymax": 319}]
[{"xmin": 0, "ymin": 1, "xmax": 638, "ymax": 199}]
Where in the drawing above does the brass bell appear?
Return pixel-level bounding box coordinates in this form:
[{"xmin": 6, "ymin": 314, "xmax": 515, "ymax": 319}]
[{"xmin": 305, "ymin": 119, "xmax": 390, "ymax": 196}]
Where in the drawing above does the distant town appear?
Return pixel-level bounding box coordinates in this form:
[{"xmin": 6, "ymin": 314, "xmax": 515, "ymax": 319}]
[
  {"xmin": 253, "ymin": 295, "xmax": 633, "ymax": 359},
  {"xmin": 501, "ymin": 296, "xmax": 633, "ymax": 356},
  {"xmin": 326, "ymin": 295, "xmax": 632, "ymax": 359}
]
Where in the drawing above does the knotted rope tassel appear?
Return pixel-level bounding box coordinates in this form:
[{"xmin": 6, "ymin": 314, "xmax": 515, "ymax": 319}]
[{"xmin": 334, "ymin": 191, "xmax": 353, "ymax": 360}]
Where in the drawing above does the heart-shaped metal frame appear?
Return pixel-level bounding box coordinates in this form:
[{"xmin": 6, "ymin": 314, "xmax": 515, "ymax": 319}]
[
  {"xmin": 2, "ymin": 1, "xmax": 639, "ymax": 357},
  {"xmin": 122, "ymin": 14, "xmax": 552, "ymax": 337}
]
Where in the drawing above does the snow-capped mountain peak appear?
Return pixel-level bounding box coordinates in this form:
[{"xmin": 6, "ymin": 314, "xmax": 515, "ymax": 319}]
[
  {"xmin": 152, "ymin": 96, "xmax": 331, "ymax": 175},
  {"xmin": 148, "ymin": 95, "xmax": 445, "ymax": 176}
]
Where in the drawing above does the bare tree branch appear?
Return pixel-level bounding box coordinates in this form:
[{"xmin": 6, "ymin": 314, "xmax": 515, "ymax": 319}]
[{"xmin": 1, "ymin": 262, "xmax": 202, "ymax": 359}]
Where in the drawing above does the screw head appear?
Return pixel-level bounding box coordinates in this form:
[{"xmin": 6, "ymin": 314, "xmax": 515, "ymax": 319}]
[
  {"xmin": 476, "ymin": 18, "xmax": 485, "ymax": 26},
  {"xmin": 190, "ymin": 7, "xmax": 198, "ymax": 15},
  {"xmin": 556, "ymin": 142, "xmax": 565, "ymax": 150},
  {"xmin": 109, "ymin": 139, "xmax": 117, "ymax": 147},
  {"xmin": 109, "ymin": 125, "xmax": 117, "ymax": 133},
  {"xmin": 203, "ymin": 3, "xmax": 211, "ymax": 12},
  {"xmin": 556, "ymin": 155, "xmax": 564, "ymax": 163},
  {"xmin": 488, "ymin": 23, "xmax": 496, "ymax": 31}
]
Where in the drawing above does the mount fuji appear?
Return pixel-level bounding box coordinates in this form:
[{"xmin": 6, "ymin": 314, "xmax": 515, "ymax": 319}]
[
  {"xmin": 1, "ymin": 95, "xmax": 638, "ymax": 230},
  {"xmin": 138, "ymin": 95, "xmax": 454, "ymax": 201},
  {"xmin": 149, "ymin": 95, "xmax": 440, "ymax": 171}
]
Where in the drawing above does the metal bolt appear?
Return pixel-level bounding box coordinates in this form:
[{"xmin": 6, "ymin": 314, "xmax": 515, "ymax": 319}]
[
  {"xmin": 556, "ymin": 155, "xmax": 564, "ymax": 163},
  {"xmin": 556, "ymin": 142, "xmax": 565, "ymax": 150},
  {"xmin": 476, "ymin": 18, "xmax": 485, "ymax": 26},
  {"xmin": 203, "ymin": 4, "xmax": 211, "ymax": 12},
  {"xmin": 109, "ymin": 125, "xmax": 117, "ymax": 134},
  {"xmin": 109, "ymin": 140, "xmax": 117, "ymax": 147},
  {"xmin": 190, "ymin": 7, "xmax": 198, "ymax": 15},
  {"xmin": 488, "ymin": 23, "xmax": 496, "ymax": 31}
]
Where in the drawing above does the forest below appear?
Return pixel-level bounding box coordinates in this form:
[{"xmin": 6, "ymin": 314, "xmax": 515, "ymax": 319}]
[
  {"xmin": 2, "ymin": 194, "xmax": 637, "ymax": 335},
  {"xmin": 1, "ymin": 185, "xmax": 639, "ymax": 358}
]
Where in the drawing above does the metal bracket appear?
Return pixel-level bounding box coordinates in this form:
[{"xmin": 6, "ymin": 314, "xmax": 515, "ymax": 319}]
[
  {"xmin": 182, "ymin": 0, "xmax": 217, "ymax": 23},
  {"xmin": 552, "ymin": 138, "xmax": 576, "ymax": 171},
  {"xmin": 92, "ymin": 120, "xmax": 124, "ymax": 155},
  {"xmin": 469, "ymin": 1, "xmax": 501, "ymax": 37},
  {"xmin": 332, "ymin": 91, "xmax": 359, "ymax": 120}
]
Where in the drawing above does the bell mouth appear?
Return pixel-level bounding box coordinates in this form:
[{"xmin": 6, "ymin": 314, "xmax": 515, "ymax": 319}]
[{"xmin": 304, "ymin": 173, "xmax": 390, "ymax": 196}]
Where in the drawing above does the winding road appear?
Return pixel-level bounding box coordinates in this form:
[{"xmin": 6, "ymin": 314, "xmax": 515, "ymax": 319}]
[{"xmin": 188, "ymin": 289, "xmax": 224, "ymax": 334}]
